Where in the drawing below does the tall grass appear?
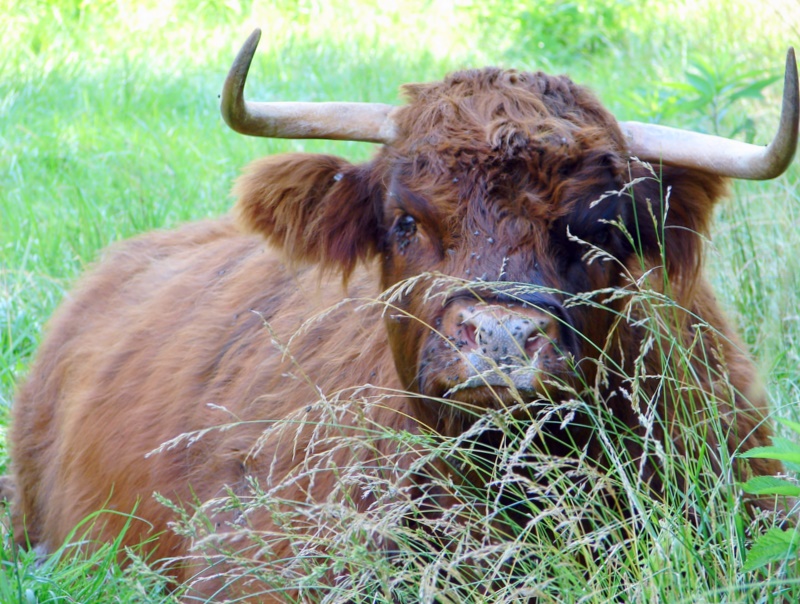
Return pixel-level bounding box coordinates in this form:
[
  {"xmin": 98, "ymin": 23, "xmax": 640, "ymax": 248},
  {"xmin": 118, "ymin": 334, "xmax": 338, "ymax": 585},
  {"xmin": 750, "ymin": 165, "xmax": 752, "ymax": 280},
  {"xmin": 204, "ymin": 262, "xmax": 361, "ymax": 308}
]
[
  {"xmin": 152, "ymin": 260, "xmax": 796, "ymax": 602},
  {"xmin": 1, "ymin": 0, "xmax": 799, "ymax": 601}
]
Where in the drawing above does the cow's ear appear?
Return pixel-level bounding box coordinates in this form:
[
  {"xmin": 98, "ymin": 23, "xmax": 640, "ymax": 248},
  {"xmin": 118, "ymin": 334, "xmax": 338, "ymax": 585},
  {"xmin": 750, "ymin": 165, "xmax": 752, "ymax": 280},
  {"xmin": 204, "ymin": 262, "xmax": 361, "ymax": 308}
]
[
  {"xmin": 234, "ymin": 153, "xmax": 384, "ymax": 277},
  {"xmin": 628, "ymin": 165, "xmax": 727, "ymax": 296}
]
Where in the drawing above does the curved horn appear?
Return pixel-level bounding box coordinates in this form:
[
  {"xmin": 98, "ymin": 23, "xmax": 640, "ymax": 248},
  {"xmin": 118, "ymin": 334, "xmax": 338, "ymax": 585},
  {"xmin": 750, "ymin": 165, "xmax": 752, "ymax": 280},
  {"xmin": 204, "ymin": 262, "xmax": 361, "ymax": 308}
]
[
  {"xmin": 621, "ymin": 48, "xmax": 799, "ymax": 180},
  {"xmin": 221, "ymin": 29, "xmax": 399, "ymax": 144}
]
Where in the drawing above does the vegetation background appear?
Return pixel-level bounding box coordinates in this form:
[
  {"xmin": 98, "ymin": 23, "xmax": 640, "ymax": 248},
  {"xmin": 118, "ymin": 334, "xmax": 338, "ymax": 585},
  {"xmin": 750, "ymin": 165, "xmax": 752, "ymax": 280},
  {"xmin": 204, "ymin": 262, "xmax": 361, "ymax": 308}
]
[{"xmin": 1, "ymin": 0, "xmax": 799, "ymax": 601}]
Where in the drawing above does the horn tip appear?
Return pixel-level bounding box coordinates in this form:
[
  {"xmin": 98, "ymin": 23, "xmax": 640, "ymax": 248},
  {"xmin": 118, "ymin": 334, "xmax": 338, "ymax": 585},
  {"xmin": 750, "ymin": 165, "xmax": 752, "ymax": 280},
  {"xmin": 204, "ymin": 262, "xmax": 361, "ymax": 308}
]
[
  {"xmin": 247, "ymin": 27, "xmax": 262, "ymax": 46},
  {"xmin": 784, "ymin": 46, "xmax": 798, "ymax": 116},
  {"xmin": 221, "ymin": 29, "xmax": 264, "ymax": 132},
  {"xmin": 239, "ymin": 28, "xmax": 262, "ymax": 59}
]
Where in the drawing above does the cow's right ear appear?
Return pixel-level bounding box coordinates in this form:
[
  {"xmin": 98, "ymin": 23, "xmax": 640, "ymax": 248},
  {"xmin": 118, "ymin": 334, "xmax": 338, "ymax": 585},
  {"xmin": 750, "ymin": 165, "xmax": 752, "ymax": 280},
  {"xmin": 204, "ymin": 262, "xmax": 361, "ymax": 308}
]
[{"xmin": 233, "ymin": 153, "xmax": 384, "ymax": 277}]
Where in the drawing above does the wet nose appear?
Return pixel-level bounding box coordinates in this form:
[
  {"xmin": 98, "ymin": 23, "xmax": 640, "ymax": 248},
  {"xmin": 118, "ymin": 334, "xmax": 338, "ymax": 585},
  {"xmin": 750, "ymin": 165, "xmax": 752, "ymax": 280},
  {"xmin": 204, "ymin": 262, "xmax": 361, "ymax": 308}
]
[{"xmin": 455, "ymin": 304, "xmax": 555, "ymax": 362}]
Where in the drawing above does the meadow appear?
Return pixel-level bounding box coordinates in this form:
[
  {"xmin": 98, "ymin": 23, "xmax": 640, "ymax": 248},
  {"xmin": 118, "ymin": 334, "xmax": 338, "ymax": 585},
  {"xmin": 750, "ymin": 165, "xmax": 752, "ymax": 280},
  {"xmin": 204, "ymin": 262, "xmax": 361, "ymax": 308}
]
[{"xmin": 1, "ymin": 0, "xmax": 799, "ymax": 601}]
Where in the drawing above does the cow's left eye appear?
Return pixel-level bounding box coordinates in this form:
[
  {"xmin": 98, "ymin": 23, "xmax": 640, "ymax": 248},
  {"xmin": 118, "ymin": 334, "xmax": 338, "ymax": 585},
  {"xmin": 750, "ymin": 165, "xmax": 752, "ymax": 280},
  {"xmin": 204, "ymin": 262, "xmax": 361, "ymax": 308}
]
[{"xmin": 592, "ymin": 228, "xmax": 610, "ymax": 246}]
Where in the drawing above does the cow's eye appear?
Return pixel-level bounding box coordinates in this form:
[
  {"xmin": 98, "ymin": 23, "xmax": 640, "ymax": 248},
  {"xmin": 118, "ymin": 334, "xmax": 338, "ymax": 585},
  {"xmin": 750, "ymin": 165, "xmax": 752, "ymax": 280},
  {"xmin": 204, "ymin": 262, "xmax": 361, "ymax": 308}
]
[
  {"xmin": 592, "ymin": 228, "xmax": 610, "ymax": 246},
  {"xmin": 393, "ymin": 213, "xmax": 418, "ymax": 253},
  {"xmin": 395, "ymin": 214, "xmax": 417, "ymax": 238}
]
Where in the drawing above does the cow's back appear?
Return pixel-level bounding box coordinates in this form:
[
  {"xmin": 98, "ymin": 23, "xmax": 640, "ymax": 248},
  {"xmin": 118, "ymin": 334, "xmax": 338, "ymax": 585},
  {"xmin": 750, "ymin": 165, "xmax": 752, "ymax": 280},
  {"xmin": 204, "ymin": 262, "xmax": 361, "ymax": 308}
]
[{"xmin": 9, "ymin": 217, "xmax": 396, "ymax": 574}]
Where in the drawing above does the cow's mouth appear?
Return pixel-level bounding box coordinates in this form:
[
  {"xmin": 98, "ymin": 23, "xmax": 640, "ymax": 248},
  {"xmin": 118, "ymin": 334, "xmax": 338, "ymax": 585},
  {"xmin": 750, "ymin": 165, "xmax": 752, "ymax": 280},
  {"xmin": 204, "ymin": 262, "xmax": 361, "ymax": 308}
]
[{"xmin": 422, "ymin": 347, "xmax": 569, "ymax": 406}]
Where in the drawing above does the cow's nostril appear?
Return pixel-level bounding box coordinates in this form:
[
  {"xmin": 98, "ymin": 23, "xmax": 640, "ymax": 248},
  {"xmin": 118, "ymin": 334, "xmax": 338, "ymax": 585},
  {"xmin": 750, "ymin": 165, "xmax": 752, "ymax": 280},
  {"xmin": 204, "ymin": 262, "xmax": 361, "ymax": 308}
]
[
  {"xmin": 461, "ymin": 321, "xmax": 477, "ymax": 348},
  {"xmin": 525, "ymin": 333, "xmax": 546, "ymax": 357}
]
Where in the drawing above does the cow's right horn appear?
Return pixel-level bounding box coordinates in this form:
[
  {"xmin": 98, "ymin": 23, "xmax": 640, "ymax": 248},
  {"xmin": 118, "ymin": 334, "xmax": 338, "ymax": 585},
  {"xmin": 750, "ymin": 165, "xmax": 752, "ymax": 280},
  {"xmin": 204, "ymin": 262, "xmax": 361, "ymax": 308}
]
[
  {"xmin": 221, "ymin": 29, "xmax": 399, "ymax": 144},
  {"xmin": 620, "ymin": 48, "xmax": 799, "ymax": 180}
]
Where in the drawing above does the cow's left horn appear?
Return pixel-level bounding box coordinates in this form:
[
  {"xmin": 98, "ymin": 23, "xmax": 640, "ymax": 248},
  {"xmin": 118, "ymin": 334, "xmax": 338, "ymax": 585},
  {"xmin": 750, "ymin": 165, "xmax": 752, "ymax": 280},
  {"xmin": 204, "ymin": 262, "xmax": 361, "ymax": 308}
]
[
  {"xmin": 221, "ymin": 29, "xmax": 399, "ymax": 144},
  {"xmin": 621, "ymin": 48, "xmax": 799, "ymax": 180}
]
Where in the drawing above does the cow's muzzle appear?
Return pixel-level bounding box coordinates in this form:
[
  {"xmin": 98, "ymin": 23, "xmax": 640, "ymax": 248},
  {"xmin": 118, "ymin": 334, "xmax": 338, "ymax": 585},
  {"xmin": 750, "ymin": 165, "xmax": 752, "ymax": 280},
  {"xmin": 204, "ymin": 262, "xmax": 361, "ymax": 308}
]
[{"xmin": 435, "ymin": 293, "xmax": 577, "ymax": 398}]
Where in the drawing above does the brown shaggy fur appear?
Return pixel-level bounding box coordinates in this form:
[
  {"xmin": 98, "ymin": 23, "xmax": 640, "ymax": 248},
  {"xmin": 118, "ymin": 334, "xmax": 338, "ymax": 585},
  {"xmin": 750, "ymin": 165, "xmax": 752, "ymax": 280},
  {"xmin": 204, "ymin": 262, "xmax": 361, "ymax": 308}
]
[{"xmin": 7, "ymin": 67, "xmax": 782, "ymax": 600}]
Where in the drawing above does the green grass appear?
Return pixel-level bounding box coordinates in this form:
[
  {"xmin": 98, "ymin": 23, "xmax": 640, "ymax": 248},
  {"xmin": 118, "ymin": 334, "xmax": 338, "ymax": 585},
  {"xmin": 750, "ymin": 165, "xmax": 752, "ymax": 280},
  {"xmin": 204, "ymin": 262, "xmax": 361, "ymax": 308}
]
[{"xmin": 1, "ymin": 0, "xmax": 799, "ymax": 601}]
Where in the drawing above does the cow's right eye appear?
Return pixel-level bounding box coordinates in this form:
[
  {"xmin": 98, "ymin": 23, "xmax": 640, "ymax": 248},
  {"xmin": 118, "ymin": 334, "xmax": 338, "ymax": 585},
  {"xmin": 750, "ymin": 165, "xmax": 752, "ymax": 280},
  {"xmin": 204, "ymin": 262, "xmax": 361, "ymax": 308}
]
[
  {"xmin": 393, "ymin": 213, "xmax": 418, "ymax": 253},
  {"xmin": 395, "ymin": 214, "xmax": 417, "ymax": 237}
]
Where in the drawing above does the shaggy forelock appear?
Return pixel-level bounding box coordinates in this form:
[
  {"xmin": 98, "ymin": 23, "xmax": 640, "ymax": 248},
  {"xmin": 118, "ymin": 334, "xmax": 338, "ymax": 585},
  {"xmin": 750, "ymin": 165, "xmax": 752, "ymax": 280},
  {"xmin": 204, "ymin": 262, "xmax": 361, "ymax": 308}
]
[{"xmin": 393, "ymin": 67, "xmax": 626, "ymax": 165}]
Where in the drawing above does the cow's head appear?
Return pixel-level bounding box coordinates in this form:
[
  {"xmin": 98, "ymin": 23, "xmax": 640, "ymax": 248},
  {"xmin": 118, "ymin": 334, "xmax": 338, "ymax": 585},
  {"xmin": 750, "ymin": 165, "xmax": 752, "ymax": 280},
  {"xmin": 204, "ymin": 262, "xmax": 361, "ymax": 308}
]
[{"xmin": 228, "ymin": 30, "xmax": 798, "ymax": 411}]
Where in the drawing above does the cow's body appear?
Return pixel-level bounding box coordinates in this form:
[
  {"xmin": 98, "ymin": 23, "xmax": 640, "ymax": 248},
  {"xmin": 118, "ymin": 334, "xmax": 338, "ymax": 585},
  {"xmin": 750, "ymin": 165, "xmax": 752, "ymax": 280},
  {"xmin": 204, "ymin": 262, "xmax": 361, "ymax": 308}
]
[
  {"xmin": 7, "ymin": 61, "xmax": 791, "ymax": 600},
  {"xmin": 11, "ymin": 219, "xmax": 409, "ymax": 574}
]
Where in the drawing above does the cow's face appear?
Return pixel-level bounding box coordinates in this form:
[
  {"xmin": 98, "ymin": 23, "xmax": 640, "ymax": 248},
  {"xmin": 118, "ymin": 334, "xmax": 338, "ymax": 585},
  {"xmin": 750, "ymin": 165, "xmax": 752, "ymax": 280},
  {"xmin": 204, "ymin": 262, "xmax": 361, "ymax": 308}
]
[
  {"xmin": 376, "ymin": 70, "xmax": 634, "ymax": 407},
  {"xmin": 234, "ymin": 68, "xmax": 723, "ymax": 410}
]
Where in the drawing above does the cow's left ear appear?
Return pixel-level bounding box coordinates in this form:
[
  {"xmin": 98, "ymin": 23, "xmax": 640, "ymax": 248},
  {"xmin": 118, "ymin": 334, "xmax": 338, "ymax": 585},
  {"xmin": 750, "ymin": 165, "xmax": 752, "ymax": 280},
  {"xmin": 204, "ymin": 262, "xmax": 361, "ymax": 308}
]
[
  {"xmin": 628, "ymin": 165, "xmax": 727, "ymax": 294},
  {"xmin": 234, "ymin": 153, "xmax": 384, "ymax": 277}
]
